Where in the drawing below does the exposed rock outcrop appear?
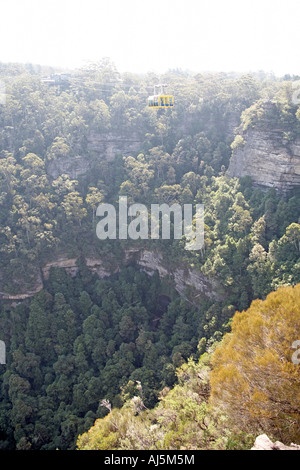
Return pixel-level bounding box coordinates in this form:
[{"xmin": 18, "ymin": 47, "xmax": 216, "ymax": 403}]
[
  {"xmin": 137, "ymin": 249, "xmax": 222, "ymax": 303},
  {"xmin": 46, "ymin": 130, "xmax": 143, "ymax": 180},
  {"xmin": 138, "ymin": 250, "xmax": 169, "ymax": 278},
  {"xmin": 0, "ymin": 248, "xmax": 223, "ymax": 305},
  {"xmin": 42, "ymin": 255, "xmax": 115, "ymax": 281},
  {"xmin": 0, "ymin": 271, "xmax": 43, "ymax": 301},
  {"xmin": 228, "ymin": 101, "xmax": 300, "ymax": 193},
  {"xmin": 47, "ymin": 155, "xmax": 92, "ymax": 179},
  {"xmin": 251, "ymin": 434, "xmax": 300, "ymax": 450},
  {"xmin": 42, "ymin": 257, "xmax": 79, "ymax": 280},
  {"xmin": 173, "ymin": 267, "xmax": 219, "ymax": 301},
  {"xmin": 87, "ymin": 131, "xmax": 143, "ymax": 162}
]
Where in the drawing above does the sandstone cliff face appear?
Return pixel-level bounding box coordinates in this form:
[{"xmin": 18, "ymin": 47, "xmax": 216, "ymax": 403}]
[
  {"xmin": 0, "ymin": 248, "xmax": 223, "ymax": 305},
  {"xmin": 87, "ymin": 131, "xmax": 143, "ymax": 162},
  {"xmin": 46, "ymin": 131, "xmax": 143, "ymax": 179},
  {"xmin": 137, "ymin": 250, "xmax": 221, "ymax": 303},
  {"xmin": 0, "ymin": 272, "xmax": 43, "ymax": 301},
  {"xmin": 47, "ymin": 155, "xmax": 92, "ymax": 180},
  {"xmin": 228, "ymin": 101, "xmax": 300, "ymax": 193}
]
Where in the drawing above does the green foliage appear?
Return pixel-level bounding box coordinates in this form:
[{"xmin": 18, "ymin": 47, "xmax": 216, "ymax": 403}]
[
  {"xmin": 0, "ymin": 62, "xmax": 300, "ymax": 450},
  {"xmin": 210, "ymin": 284, "xmax": 300, "ymax": 444},
  {"xmin": 0, "ymin": 267, "xmax": 210, "ymax": 449},
  {"xmin": 77, "ymin": 351, "xmax": 255, "ymax": 450}
]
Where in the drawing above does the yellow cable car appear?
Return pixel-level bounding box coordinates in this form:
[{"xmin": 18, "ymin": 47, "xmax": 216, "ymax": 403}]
[{"xmin": 148, "ymin": 84, "xmax": 174, "ymax": 108}]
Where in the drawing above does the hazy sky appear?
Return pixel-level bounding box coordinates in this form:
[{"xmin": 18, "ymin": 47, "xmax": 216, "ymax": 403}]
[{"xmin": 0, "ymin": 0, "xmax": 299, "ymax": 76}]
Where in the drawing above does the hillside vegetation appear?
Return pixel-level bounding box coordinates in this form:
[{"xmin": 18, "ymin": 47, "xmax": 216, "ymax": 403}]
[
  {"xmin": 77, "ymin": 284, "xmax": 300, "ymax": 450},
  {"xmin": 0, "ymin": 61, "xmax": 300, "ymax": 449}
]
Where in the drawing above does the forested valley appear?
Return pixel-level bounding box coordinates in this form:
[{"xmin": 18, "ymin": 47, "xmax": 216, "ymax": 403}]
[{"xmin": 0, "ymin": 60, "xmax": 299, "ymax": 450}]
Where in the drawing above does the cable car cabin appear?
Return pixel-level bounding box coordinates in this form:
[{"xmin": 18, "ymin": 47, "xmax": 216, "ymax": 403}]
[
  {"xmin": 148, "ymin": 84, "xmax": 173, "ymax": 108},
  {"xmin": 148, "ymin": 94, "xmax": 174, "ymax": 108}
]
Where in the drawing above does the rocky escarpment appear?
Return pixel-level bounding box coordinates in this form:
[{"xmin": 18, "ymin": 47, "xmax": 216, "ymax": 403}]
[
  {"xmin": 0, "ymin": 268, "xmax": 44, "ymax": 301},
  {"xmin": 87, "ymin": 131, "xmax": 143, "ymax": 162},
  {"xmin": 0, "ymin": 248, "xmax": 223, "ymax": 305},
  {"xmin": 138, "ymin": 249, "xmax": 221, "ymax": 302},
  {"xmin": 47, "ymin": 131, "xmax": 143, "ymax": 179},
  {"xmin": 228, "ymin": 101, "xmax": 300, "ymax": 193}
]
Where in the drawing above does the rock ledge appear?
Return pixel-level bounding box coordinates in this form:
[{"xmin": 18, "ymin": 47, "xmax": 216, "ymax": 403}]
[{"xmin": 251, "ymin": 434, "xmax": 300, "ymax": 450}]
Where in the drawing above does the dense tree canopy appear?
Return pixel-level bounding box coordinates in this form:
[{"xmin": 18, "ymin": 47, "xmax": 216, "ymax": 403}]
[
  {"xmin": 0, "ymin": 61, "xmax": 300, "ymax": 449},
  {"xmin": 77, "ymin": 283, "xmax": 300, "ymax": 450},
  {"xmin": 210, "ymin": 284, "xmax": 300, "ymax": 443}
]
